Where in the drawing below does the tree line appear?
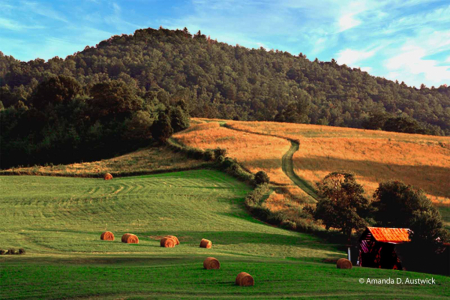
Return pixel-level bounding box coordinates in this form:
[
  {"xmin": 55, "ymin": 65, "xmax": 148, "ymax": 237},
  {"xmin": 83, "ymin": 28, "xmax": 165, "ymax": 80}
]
[{"xmin": 0, "ymin": 75, "xmax": 189, "ymax": 169}]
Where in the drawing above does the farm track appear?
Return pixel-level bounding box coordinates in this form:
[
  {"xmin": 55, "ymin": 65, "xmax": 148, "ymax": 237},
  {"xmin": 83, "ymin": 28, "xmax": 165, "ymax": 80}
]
[
  {"xmin": 282, "ymin": 141, "xmax": 319, "ymax": 201},
  {"xmin": 223, "ymin": 123, "xmax": 318, "ymax": 201}
]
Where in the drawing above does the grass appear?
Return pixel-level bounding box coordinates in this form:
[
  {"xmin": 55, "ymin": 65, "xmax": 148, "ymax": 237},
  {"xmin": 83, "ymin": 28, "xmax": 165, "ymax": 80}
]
[{"xmin": 2, "ymin": 170, "xmax": 448, "ymax": 299}]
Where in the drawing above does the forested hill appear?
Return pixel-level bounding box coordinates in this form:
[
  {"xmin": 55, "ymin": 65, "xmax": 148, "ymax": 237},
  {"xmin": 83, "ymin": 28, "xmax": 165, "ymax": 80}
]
[{"xmin": 1, "ymin": 27, "xmax": 450, "ymax": 135}]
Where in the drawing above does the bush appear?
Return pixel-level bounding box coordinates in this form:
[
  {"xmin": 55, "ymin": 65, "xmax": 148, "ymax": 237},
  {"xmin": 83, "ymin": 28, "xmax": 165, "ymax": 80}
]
[
  {"xmin": 214, "ymin": 148, "xmax": 227, "ymax": 157},
  {"xmin": 255, "ymin": 171, "xmax": 270, "ymax": 185},
  {"xmin": 221, "ymin": 157, "xmax": 235, "ymax": 169},
  {"xmin": 281, "ymin": 220, "xmax": 297, "ymax": 230},
  {"xmin": 203, "ymin": 150, "xmax": 215, "ymax": 161},
  {"xmin": 216, "ymin": 155, "xmax": 225, "ymax": 164},
  {"xmin": 245, "ymin": 184, "xmax": 270, "ymax": 207},
  {"xmin": 7, "ymin": 248, "xmax": 16, "ymax": 255},
  {"xmin": 0, "ymin": 249, "xmax": 5, "ymax": 255},
  {"xmin": 18, "ymin": 248, "xmax": 26, "ymax": 255}
]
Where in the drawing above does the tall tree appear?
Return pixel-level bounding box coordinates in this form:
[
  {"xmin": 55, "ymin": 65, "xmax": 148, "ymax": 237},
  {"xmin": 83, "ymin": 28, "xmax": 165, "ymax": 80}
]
[{"xmin": 312, "ymin": 172, "xmax": 370, "ymax": 240}]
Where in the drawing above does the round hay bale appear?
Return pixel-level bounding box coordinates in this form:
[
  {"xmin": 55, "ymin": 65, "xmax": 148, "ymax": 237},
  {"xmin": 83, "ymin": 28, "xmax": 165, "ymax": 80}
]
[
  {"xmin": 336, "ymin": 258, "xmax": 352, "ymax": 269},
  {"xmin": 100, "ymin": 231, "xmax": 115, "ymax": 241},
  {"xmin": 160, "ymin": 237, "xmax": 176, "ymax": 248},
  {"xmin": 104, "ymin": 173, "xmax": 113, "ymax": 180},
  {"xmin": 200, "ymin": 238, "xmax": 212, "ymax": 249},
  {"xmin": 235, "ymin": 272, "xmax": 254, "ymax": 286},
  {"xmin": 164, "ymin": 235, "xmax": 180, "ymax": 245},
  {"xmin": 121, "ymin": 233, "xmax": 131, "ymax": 243},
  {"xmin": 18, "ymin": 248, "xmax": 26, "ymax": 255},
  {"xmin": 203, "ymin": 257, "xmax": 220, "ymax": 270},
  {"xmin": 122, "ymin": 233, "xmax": 139, "ymax": 244},
  {"xmin": 0, "ymin": 249, "xmax": 6, "ymax": 255}
]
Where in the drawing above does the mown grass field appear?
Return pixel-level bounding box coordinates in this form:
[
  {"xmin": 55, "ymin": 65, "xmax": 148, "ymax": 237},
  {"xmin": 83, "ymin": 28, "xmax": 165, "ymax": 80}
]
[{"xmin": 2, "ymin": 170, "xmax": 448, "ymax": 299}]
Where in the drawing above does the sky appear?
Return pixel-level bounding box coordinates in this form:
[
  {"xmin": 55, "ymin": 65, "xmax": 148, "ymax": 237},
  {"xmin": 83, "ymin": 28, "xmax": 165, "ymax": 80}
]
[{"xmin": 1, "ymin": 0, "xmax": 450, "ymax": 88}]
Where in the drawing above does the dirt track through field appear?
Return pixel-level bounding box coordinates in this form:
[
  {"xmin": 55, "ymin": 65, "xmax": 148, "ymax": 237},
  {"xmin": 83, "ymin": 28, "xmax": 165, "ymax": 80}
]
[
  {"xmin": 282, "ymin": 141, "xmax": 318, "ymax": 201},
  {"xmin": 223, "ymin": 123, "xmax": 318, "ymax": 201}
]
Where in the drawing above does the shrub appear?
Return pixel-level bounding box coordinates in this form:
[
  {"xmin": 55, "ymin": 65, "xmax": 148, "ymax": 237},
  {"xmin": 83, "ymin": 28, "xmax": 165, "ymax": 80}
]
[
  {"xmin": 255, "ymin": 171, "xmax": 270, "ymax": 185},
  {"xmin": 203, "ymin": 150, "xmax": 215, "ymax": 161},
  {"xmin": 7, "ymin": 248, "xmax": 16, "ymax": 255},
  {"xmin": 216, "ymin": 155, "xmax": 225, "ymax": 164},
  {"xmin": 18, "ymin": 248, "xmax": 26, "ymax": 255},
  {"xmin": 281, "ymin": 220, "xmax": 297, "ymax": 230},
  {"xmin": 0, "ymin": 249, "xmax": 6, "ymax": 255},
  {"xmin": 214, "ymin": 148, "xmax": 227, "ymax": 157}
]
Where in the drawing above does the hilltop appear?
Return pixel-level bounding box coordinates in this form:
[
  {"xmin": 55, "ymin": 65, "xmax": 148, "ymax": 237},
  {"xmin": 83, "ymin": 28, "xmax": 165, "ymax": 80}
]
[{"xmin": 1, "ymin": 27, "xmax": 449, "ymax": 136}]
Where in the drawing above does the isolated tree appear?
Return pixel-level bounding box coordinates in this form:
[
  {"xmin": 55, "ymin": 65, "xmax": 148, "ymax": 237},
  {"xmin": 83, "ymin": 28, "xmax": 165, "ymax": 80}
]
[
  {"xmin": 151, "ymin": 112, "xmax": 173, "ymax": 143},
  {"xmin": 313, "ymin": 172, "xmax": 370, "ymax": 240},
  {"xmin": 372, "ymin": 181, "xmax": 448, "ymax": 242},
  {"xmin": 255, "ymin": 171, "xmax": 270, "ymax": 185}
]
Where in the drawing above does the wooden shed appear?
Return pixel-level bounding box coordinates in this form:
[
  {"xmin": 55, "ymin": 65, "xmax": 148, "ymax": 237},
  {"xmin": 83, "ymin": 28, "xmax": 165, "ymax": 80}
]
[{"xmin": 358, "ymin": 227, "xmax": 411, "ymax": 269}]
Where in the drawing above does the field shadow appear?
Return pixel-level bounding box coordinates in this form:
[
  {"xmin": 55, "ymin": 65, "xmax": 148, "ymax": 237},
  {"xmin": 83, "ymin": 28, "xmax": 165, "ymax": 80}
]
[{"xmin": 289, "ymin": 156, "xmax": 450, "ymax": 198}]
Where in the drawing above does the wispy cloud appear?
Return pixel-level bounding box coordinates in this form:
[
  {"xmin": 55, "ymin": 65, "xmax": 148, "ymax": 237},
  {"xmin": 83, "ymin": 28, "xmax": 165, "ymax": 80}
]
[
  {"xmin": 21, "ymin": 1, "xmax": 68, "ymax": 23},
  {"xmin": 104, "ymin": 2, "xmax": 142, "ymax": 31},
  {"xmin": 0, "ymin": 17, "xmax": 44, "ymax": 31},
  {"xmin": 384, "ymin": 29, "xmax": 450, "ymax": 87}
]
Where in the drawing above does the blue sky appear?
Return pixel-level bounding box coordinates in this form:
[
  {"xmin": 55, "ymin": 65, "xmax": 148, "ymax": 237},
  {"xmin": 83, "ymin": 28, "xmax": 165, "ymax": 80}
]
[{"xmin": 1, "ymin": 0, "xmax": 450, "ymax": 88}]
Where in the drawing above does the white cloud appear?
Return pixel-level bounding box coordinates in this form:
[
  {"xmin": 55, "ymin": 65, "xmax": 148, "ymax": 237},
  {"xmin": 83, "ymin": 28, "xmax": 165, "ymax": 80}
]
[
  {"xmin": 336, "ymin": 48, "xmax": 375, "ymax": 66},
  {"xmin": 384, "ymin": 44, "xmax": 450, "ymax": 87},
  {"xmin": 338, "ymin": 14, "xmax": 361, "ymax": 32},
  {"xmin": 446, "ymin": 56, "xmax": 450, "ymax": 63},
  {"xmin": 361, "ymin": 67, "xmax": 372, "ymax": 72}
]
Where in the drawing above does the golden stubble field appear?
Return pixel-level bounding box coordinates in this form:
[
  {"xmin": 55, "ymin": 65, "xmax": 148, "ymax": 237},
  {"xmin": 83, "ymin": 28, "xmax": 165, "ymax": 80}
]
[
  {"xmin": 173, "ymin": 122, "xmax": 292, "ymax": 185},
  {"xmin": 225, "ymin": 121, "xmax": 450, "ymax": 205}
]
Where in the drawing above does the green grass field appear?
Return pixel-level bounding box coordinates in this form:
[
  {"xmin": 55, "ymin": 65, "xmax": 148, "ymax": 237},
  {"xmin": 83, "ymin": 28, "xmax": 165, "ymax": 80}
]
[{"xmin": 1, "ymin": 170, "xmax": 449, "ymax": 299}]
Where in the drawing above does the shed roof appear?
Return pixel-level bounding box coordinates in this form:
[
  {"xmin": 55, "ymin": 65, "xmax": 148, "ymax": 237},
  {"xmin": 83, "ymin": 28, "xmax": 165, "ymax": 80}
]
[{"xmin": 367, "ymin": 227, "xmax": 411, "ymax": 243}]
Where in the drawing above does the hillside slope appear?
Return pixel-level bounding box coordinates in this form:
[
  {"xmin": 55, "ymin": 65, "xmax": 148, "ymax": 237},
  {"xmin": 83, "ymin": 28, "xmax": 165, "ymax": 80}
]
[{"xmin": 1, "ymin": 27, "xmax": 449, "ymax": 135}]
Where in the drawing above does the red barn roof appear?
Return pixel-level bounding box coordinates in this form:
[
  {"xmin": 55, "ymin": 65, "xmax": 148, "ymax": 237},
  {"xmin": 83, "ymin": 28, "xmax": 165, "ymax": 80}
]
[{"xmin": 367, "ymin": 227, "xmax": 411, "ymax": 243}]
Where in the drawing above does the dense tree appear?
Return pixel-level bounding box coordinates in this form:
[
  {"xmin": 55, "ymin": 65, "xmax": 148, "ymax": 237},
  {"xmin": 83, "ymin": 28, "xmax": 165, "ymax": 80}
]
[
  {"xmin": 169, "ymin": 105, "xmax": 190, "ymax": 133},
  {"xmin": 89, "ymin": 80, "xmax": 143, "ymax": 119},
  {"xmin": 151, "ymin": 112, "xmax": 173, "ymax": 144},
  {"xmin": 372, "ymin": 181, "xmax": 448, "ymax": 242},
  {"xmin": 30, "ymin": 75, "xmax": 83, "ymax": 110},
  {"xmin": 309, "ymin": 172, "xmax": 371, "ymax": 240}
]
